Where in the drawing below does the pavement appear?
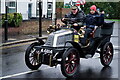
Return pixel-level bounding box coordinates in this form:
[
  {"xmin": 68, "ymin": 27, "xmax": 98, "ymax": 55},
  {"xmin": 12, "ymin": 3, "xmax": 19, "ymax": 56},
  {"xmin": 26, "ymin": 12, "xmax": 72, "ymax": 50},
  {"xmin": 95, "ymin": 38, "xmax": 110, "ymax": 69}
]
[{"xmin": 1, "ymin": 31, "xmax": 48, "ymax": 46}]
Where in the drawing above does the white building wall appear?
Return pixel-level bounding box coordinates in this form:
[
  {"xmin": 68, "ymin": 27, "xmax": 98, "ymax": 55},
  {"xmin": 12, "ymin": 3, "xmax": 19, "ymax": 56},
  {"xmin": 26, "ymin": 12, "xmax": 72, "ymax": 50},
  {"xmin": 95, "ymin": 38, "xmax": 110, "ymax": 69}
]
[
  {"xmin": 31, "ymin": 1, "xmax": 36, "ymax": 18},
  {"xmin": 17, "ymin": 0, "xmax": 55, "ymax": 19},
  {"xmin": 42, "ymin": 0, "xmax": 47, "ymax": 18},
  {"xmin": 17, "ymin": 0, "xmax": 37, "ymax": 20},
  {"xmin": 1, "ymin": 0, "xmax": 5, "ymax": 14},
  {"xmin": 17, "ymin": 1, "xmax": 28, "ymax": 20},
  {"xmin": 1, "ymin": 0, "xmax": 55, "ymax": 20}
]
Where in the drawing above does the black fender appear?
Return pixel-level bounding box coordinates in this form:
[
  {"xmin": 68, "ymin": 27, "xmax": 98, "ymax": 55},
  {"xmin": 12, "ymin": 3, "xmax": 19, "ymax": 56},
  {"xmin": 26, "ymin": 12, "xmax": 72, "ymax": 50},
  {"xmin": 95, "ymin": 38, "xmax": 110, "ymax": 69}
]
[
  {"xmin": 36, "ymin": 37, "xmax": 45, "ymax": 45},
  {"xmin": 64, "ymin": 41, "xmax": 83, "ymax": 53},
  {"xmin": 28, "ymin": 38, "xmax": 44, "ymax": 50},
  {"xmin": 28, "ymin": 42, "xmax": 42, "ymax": 50}
]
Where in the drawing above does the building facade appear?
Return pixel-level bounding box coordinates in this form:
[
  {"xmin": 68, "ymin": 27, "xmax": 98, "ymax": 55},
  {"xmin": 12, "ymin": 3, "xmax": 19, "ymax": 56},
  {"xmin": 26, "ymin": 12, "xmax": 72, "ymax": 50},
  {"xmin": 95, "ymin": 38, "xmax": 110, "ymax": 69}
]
[{"xmin": 0, "ymin": 0, "xmax": 56, "ymax": 20}]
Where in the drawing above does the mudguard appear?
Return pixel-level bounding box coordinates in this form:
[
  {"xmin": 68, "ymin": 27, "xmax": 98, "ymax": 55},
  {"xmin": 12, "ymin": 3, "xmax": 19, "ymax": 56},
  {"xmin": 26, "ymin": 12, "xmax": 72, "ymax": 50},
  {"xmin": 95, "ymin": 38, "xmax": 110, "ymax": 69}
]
[{"xmin": 36, "ymin": 37, "xmax": 45, "ymax": 45}]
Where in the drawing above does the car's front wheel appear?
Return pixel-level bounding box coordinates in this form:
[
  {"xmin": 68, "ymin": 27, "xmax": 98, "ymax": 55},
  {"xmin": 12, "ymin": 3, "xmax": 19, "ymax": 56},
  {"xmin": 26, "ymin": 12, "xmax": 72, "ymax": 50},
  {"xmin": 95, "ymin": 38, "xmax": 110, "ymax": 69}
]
[
  {"xmin": 61, "ymin": 47, "xmax": 80, "ymax": 77},
  {"xmin": 25, "ymin": 42, "xmax": 42, "ymax": 70}
]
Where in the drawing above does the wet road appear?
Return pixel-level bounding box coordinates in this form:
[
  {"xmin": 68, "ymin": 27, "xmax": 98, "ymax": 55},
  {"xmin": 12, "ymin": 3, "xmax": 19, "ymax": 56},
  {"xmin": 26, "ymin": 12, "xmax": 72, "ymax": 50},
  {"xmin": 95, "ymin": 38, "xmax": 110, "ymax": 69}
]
[
  {"xmin": 0, "ymin": 44, "xmax": 119, "ymax": 79},
  {"xmin": 0, "ymin": 21, "xmax": 120, "ymax": 79}
]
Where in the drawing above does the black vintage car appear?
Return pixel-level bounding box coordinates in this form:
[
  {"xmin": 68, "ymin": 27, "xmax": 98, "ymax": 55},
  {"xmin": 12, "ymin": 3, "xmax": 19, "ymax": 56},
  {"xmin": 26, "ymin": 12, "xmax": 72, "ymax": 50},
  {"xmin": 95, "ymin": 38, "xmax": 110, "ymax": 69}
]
[{"xmin": 25, "ymin": 20, "xmax": 115, "ymax": 77}]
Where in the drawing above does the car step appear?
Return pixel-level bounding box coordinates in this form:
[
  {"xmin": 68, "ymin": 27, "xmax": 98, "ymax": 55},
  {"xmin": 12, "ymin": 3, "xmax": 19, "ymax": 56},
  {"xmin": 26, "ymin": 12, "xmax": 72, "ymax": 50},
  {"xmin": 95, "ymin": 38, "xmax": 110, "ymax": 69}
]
[{"xmin": 85, "ymin": 54, "xmax": 92, "ymax": 59}]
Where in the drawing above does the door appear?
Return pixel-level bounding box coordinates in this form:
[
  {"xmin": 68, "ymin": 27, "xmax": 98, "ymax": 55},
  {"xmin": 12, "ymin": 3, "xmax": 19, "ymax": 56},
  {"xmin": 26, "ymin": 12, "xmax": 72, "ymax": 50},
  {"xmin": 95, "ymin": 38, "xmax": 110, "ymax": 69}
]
[{"xmin": 28, "ymin": 4, "xmax": 32, "ymax": 19}]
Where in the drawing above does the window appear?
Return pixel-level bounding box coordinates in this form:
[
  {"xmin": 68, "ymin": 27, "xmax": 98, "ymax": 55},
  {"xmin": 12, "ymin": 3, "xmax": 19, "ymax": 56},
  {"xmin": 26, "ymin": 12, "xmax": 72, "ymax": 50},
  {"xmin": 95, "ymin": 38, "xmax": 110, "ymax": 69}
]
[
  {"xmin": 7, "ymin": 1, "xmax": 16, "ymax": 13},
  {"xmin": 36, "ymin": 9, "xmax": 39, "ymax": 17},
  {"xmin": 9, "ymin": 2, "xmax": 15, "ymax": 7},
  {"xmin": 8, "ymin": 8, "xmax": 16, "ymax": 13},
  {"xmin": 48, "ymin": 2, "xmax": 52, "ymax": 10}
]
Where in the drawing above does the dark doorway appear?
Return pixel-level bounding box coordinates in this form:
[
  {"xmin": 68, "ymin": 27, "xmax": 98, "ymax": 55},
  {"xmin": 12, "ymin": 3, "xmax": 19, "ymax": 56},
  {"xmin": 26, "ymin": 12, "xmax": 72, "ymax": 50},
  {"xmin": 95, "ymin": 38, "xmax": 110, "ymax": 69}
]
[{"xmin": 28, "ymin": 4, "xmax": 32, "ymax": 19}]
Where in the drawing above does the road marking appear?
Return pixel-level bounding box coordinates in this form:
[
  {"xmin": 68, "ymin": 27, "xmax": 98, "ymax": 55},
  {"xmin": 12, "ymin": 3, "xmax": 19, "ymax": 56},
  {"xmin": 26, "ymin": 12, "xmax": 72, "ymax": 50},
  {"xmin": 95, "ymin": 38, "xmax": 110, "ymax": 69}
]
[
  {"xmin": 0, "ymin": 66, "xmax": 54, "ymax": 79},
  {"xmin": 0, "ymin": 70, "xmax": 38, "ymax": 79},
  {"xmin": 0, "ymin": 41, "xmax": 36, "ymax": 50},
  {"xmin": 1, "ymin": 36, "xmax": 47, "ymax": 46},
  {"xmin": 114, "ymin": 46, "xmax": 120, "ymax": 50},
  {"xmin": 0, "ymin": 39, "xmax": 47, "ymax": 50}
]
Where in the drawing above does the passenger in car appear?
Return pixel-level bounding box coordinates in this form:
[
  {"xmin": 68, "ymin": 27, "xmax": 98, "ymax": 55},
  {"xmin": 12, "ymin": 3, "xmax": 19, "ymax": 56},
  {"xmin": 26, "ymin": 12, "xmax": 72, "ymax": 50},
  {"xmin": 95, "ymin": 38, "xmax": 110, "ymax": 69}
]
[{"xmin": 81, "ymin": 5, "xmax": 105, "ymax": 46}]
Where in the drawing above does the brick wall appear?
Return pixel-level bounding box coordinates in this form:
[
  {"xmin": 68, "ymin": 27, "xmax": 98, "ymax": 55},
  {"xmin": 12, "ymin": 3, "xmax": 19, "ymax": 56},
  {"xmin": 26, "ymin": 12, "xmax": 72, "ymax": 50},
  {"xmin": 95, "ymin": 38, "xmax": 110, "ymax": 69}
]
[
  {"xmin": 56, "ymin": 8, "xmax": 72, "ymax": 18},
  {"xmin": 0, "ymin": 19, "xmax": 52, "ymax": 36},
  {"xmin": 56, "ymin": 8, "xmax": 62, "ymax": 18},
  {"xmin": 61, "ymin": 8, "xmax": 72, "ymax": 17}
]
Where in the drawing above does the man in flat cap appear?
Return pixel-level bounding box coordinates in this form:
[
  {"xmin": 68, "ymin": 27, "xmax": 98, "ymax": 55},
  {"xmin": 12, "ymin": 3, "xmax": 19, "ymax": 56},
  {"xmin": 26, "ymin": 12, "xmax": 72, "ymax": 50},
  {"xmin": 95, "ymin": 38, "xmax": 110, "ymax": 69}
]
[{"xmin": 61, "ymin": 6, "xmax": 85, "ymax": 31}]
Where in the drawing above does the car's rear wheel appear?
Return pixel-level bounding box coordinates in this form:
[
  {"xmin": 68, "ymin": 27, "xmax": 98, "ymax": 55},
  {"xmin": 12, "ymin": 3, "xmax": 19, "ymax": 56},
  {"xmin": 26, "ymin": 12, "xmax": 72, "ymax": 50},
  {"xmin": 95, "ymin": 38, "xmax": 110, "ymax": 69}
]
[
  {"xmin": 61, "ymin": 47, "xmax": 80, "ymax": 77},
  {"xmin": 100, "ymin": 42, "xmax": 113, "ymax": 67}
]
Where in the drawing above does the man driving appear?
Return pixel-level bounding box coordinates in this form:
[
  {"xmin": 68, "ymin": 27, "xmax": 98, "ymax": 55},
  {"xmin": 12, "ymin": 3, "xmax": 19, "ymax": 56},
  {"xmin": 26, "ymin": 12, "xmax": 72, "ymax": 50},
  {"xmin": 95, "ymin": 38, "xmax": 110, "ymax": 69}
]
[{"xmin": 61, "ymin": 6, "xmax": 86, "ymax": 31}]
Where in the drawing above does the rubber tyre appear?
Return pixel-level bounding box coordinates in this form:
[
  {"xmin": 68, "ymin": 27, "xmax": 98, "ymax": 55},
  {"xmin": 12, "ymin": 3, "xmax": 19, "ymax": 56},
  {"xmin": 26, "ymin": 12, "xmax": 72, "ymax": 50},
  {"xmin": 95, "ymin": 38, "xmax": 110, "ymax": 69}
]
[
  {"xmin": 100, "ymin": 42, "xmax": 114, "ymax": 67},
  {"xmin": 25, "ymin": 42, "xmax": 42, "ymax": 70},
  {"xmin": 61, "ymin": 47, "xmax": 80, "ymax": 77}
]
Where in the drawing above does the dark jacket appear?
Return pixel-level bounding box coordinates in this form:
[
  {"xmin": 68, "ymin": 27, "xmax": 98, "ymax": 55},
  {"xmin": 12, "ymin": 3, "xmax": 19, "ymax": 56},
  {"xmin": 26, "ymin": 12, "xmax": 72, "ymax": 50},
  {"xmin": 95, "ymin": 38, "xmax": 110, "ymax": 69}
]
[
  {"xmin": 62, "ymin": 10, "xmax": 86, "ymax": 25},
  {"xmin": 85, "ymin": 12, "xmax": 104, "ymax": 28},
  {"xmin": 62, "ymin": 10, "xmax": 86, "ymax": 31}
]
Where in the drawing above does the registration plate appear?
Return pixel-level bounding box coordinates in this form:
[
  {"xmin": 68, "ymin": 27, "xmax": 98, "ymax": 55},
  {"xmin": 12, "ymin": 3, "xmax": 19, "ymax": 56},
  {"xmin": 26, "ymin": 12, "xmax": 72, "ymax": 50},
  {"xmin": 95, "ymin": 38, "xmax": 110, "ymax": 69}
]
[{"xmin": 41, "ymin": 49, "xmax": 53, "ymax": 54}]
